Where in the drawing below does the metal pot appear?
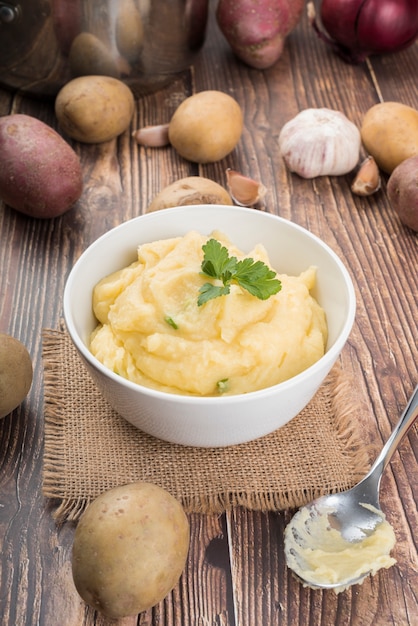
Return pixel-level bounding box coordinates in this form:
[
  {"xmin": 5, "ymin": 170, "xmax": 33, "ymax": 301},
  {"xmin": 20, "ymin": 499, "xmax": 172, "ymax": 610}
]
[{"xmin": 0, "ymin": 0, "xmax": 208, "ymax": 98}]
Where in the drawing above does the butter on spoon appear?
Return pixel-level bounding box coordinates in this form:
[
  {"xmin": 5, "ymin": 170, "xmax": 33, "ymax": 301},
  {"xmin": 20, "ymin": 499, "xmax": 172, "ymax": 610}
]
[{"xmin": 285, "ymin": 385, "xmax": 418, "ymax": 592}]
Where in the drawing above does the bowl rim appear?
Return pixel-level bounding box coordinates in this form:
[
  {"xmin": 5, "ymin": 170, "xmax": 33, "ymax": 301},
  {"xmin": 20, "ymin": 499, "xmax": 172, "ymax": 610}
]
[{"xmin": 63, "ymin": 205, "xmax": 356, "ymax": 404}]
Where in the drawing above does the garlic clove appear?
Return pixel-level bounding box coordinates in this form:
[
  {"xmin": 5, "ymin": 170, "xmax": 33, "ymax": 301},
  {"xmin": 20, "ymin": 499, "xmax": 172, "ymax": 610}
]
[
  {"xmin": 132, "ymin": 124, "xmax": 170, "ymax": 147},
  {"xmin": 351, "ymin": 156, "xmax": 381, "ymax": 196},
  {"xmin": 226, "ymin": 169, "xmax": 267, "ymax": 207}
]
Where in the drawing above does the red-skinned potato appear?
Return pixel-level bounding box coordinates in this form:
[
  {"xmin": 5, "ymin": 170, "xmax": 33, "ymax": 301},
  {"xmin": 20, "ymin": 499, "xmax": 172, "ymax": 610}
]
[
  {"xmin": 51, "ymin": 0, "xmax": 82, "ymax": 56},
  {"xmin": 387, "ymin": 155, "xmax": 418, "ymax": 232},
  {"xmin": 216, "ymin": 0, "xmax": 304, "ymax": 69},
  {"xmin": 0, "ymin": 114, "xmax": 83, "ymax": 218}
]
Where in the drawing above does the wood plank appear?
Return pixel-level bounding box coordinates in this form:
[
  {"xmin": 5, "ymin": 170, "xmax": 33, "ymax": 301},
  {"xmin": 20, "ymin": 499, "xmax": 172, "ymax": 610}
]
[{"xmin": 0, "ymin": 2, "xmax": 417, "ymax": 624}]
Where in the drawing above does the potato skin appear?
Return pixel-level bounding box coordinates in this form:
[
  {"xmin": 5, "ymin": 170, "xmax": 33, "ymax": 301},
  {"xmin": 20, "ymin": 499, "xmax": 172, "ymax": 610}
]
[
  {"xmin": 116, "ymin": 0, "xmax": 144, "ymax": 61},
  {"xmin": 69, "ymin": 33, "xmax": 121, "ymax": 78},
  {"xmin": 55, "ymin": 75, "xmax": 135, "ymax": 143},
  {"xmin": 387, "ymin": 155, "xmax": 418, "ymax": 232},
  {"xmin": 147, "ymin": 176, "xmax": 233, "ymax": 211},
  {"xmin": 168, "ymin": 90, "xmax": 243, "ymax": 163},
  {"xmin": 0, "ymin": 333, "xmax": 33, "ymax": 419},
  {"xmin": 0, "ymin": 114, "xmax": 83, "ymax": 218},
  {"xmin": 216, "ymin": 0, "xmax": 304, "ymax": 69},
  {"xmin": 72, "ymin": 482, "xmax": 190, "ymax": 619},
  {"xmin": 361, "ymin": 102, "xmax": 418, "ymax": 174}
]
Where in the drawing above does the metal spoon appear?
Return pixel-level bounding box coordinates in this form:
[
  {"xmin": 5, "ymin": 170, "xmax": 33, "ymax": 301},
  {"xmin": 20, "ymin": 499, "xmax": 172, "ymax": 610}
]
[{"xmin": 284, "ymin": 384, "xmax": 418, "ymax": 590}]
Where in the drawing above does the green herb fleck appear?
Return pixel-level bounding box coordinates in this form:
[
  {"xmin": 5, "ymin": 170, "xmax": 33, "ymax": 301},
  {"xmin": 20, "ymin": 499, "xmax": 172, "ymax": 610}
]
[
  {"xmin": 216, "ymin": 379, "xmax": 229, "ymax": 394},
  {"xmin": 165, "ymin": 316, "xmax": 178, "ymax": 329},
  {"xmin": 198, "ymin": 238, "xmax": 281, "ymax": 306}
]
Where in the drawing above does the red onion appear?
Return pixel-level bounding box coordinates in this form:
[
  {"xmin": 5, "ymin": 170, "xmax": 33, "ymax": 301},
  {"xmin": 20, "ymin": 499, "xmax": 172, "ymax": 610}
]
[{"xmin": 309, "ymin": 0, "xmax": 418, "ymax": 63}]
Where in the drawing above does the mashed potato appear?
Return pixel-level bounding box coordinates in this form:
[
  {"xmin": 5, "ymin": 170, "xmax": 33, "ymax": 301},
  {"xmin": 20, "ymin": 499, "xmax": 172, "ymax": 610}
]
[
  {"xmin": 285, "ymin": 503, "xmax": 396, "ymax": 593},
  {"xmin": 90, "ymin": 230, "xmax": 327, "ymax": 396}
]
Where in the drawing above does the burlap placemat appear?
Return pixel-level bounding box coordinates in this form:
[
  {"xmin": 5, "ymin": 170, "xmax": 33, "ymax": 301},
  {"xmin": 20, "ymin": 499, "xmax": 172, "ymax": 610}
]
[{"xmin": 42, "ymin": 328, "xmax": 371, "ymax": 524}]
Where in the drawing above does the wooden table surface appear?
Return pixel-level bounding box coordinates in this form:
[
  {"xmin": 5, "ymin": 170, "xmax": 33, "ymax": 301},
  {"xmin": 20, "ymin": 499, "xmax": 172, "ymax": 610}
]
[{"xmin": 1, "ymin": 4, "xmax": 417, "ymax": 625}]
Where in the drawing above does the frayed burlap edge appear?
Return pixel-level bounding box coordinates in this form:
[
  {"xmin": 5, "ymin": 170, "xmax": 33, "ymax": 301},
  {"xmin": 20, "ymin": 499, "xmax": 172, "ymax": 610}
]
[{"xmin": 42, "ymin": 329, "xmax": 371, "ymax": 524}]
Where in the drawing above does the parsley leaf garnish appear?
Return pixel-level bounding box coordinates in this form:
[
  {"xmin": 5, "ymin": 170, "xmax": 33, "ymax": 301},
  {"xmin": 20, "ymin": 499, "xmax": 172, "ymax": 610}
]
[
  {"xmin": 164, "ymin": 316, "xmax": 178, "ymax": 329},
  {"xmin": 198, "ymin": 239, "xmax": 282, "ymax": 306},
  {"xmin": 216, "ymin": 379, "xmax": 229, "ymax": 394}
]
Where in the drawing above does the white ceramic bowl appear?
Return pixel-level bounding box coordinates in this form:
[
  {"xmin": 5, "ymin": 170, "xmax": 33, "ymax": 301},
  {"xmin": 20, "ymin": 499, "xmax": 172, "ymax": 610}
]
[{"xmin": 63, "ymin": 205, "xmax": 356, "ymax": 447}]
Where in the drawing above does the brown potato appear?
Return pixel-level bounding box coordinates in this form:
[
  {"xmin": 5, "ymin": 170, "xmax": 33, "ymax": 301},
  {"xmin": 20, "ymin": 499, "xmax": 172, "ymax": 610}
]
[
  {"xmin": 0, "ymin": 333, "xmax": 33, "ymax": 419},
  {"xmin": 69, "ymin": 32, "xmax": 120, "ymax": 78},
  {"xmin": 116, "ymin": 0, "xmax": 144, "ymax": 61},
  {"xmin": 55, "ymin": 75, "xmax": 135, "ymax": 143},
  {"xmin": 0, "ymin": 114, "xmax": 83, "ymax": 218},
  {"xmin": 72, "ymin": 482, "xmax": 190, "ymax": 619},
  {"xmin": 387, "ymin": 155, "xmax": 418, "ymax": 232},
  {"xmin": 147, "ymin": 176, "xmax": 233, "ymax": 211},
  {"xmin": 361, "ymin": 102, "xmax": 418, "ymax": 174},
  {"xmin": 168, "ymin": 90, "xmax": 243, "ymax": 163}
]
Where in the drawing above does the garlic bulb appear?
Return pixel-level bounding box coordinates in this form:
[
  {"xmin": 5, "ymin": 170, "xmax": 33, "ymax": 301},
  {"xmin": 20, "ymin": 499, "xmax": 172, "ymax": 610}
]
[{"xmin": 278, "ymin": 108, "xmax": 361, "ymax": 178}]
